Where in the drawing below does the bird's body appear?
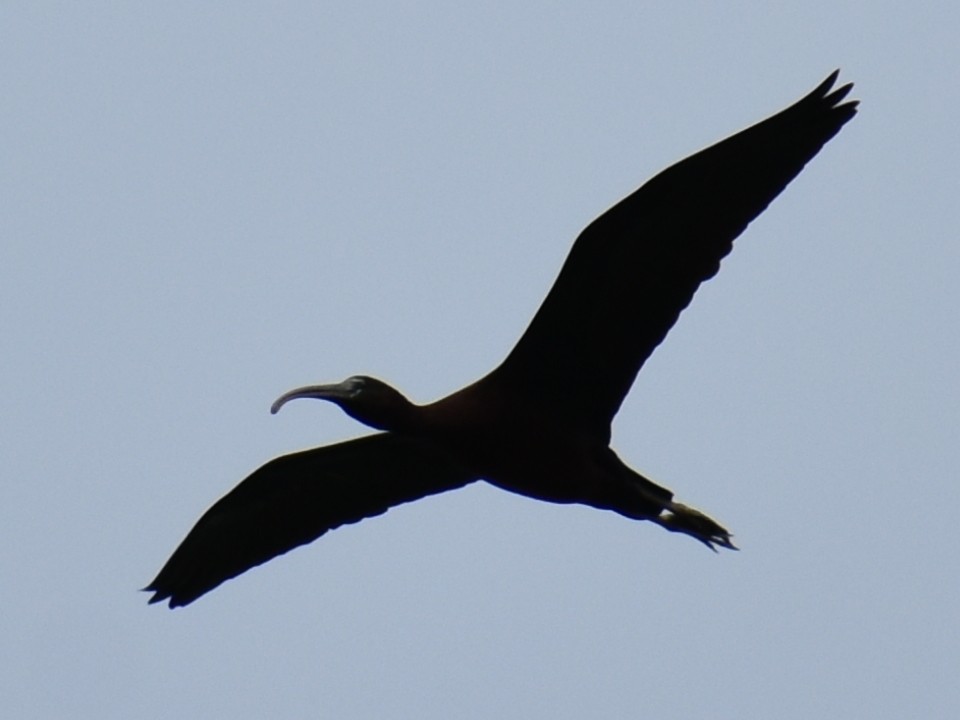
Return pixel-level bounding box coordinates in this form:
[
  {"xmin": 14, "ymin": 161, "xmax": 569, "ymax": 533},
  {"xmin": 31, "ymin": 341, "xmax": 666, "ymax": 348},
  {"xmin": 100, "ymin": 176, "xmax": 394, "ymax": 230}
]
[
  {"xmin": 147, "ymin": 72, "xmax": 857, "ymax": 608},
  {"xmin": 420, "ymin": 376, "xmax": 669, "ymax": 516},
  {"xmin": 423, "ymin": 378, "xmax": 610, "ymax": 504}
]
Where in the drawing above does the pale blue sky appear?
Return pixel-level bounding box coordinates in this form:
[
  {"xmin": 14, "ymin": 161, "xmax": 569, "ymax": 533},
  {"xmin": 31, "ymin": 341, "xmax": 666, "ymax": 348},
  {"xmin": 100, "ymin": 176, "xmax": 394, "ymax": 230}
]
[{"xmin": 3, "ymin": 3, "xmax": 959, "ymax": 718}]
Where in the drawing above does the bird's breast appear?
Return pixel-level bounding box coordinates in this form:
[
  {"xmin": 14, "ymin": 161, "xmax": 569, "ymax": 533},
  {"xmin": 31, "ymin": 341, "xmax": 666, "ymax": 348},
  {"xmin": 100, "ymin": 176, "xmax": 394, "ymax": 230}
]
[{"xmin": 419, "ymin": 392, "xmax": 606, "ymax": 505}]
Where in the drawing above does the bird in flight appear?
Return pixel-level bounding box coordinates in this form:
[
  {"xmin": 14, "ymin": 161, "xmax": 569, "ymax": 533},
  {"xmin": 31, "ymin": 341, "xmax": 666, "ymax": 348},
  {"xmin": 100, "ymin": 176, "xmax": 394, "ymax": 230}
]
[{"xmin": 146, "ymin": 71, "xmax": 857, "ymax": 608}]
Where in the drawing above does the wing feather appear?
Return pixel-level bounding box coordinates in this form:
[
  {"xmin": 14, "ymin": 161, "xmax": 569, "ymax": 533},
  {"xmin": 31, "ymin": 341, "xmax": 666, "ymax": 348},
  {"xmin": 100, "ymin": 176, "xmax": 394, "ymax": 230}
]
[
  {"xmin": 145, "ymin": 433, "xmax": 477, "ymax": 607},
  {"xmin": 492, "ymin": 72, "xmax": 857, "ymax": 436}
]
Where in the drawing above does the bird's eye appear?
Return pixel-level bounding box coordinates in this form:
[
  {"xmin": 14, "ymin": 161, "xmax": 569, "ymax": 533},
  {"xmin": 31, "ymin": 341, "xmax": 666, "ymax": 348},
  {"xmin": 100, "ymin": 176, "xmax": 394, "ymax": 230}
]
[{"xmin": 346, "ymin": 376, "xmax": 368, "ymax": 394}]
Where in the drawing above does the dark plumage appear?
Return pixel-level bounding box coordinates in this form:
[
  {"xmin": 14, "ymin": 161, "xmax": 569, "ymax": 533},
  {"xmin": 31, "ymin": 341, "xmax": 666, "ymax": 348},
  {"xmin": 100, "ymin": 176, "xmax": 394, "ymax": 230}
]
[{"xmin": 147, "ymin": 72, "xmax": 857, "ymax": 607}]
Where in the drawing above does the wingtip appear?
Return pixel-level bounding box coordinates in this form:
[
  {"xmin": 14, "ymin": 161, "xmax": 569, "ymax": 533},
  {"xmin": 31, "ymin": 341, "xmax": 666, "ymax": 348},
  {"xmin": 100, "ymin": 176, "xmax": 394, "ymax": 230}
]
[
  {"xmin": 808, "ymin": 69, "xmax": 840, "ymax": 99},
  {"xmin": 796, "ymin": 69, "xmax": 858, "ymax": 125},
  {"xmin": 812, "ymin": 69, "xmax": 855, "ymax": 103},
  {"xmin": 142, "ymin": 582, "xmax": 185, "ymax": 608},
  {"xmin": 142, "ymin": 584, "xmax": 166, "ymax": 605},
  {"xmin": 824, "ymin": 81, "xmax": 855, "ymax": 107}
]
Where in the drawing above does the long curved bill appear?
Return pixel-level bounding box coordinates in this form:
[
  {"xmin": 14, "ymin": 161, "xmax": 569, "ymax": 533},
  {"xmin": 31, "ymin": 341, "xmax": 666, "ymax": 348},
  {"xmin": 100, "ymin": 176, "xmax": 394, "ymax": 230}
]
[{"xmin": 270, "ymin": 380, "xmax": 359, "ymax": 415}]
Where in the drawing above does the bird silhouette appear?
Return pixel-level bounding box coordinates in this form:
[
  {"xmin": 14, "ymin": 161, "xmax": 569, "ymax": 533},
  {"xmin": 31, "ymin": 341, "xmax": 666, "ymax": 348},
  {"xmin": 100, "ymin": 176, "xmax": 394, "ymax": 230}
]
[{"xmin": 146, "ymin": 71, "xmax": 857, "ymax": 607}]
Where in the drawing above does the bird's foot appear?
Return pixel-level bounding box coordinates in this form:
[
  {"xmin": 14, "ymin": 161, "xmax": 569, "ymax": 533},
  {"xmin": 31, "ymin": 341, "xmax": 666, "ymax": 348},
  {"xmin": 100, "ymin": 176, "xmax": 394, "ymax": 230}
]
[{"xmin": 653, "ymin": 501, "xmax": 738, "ymax": 551}]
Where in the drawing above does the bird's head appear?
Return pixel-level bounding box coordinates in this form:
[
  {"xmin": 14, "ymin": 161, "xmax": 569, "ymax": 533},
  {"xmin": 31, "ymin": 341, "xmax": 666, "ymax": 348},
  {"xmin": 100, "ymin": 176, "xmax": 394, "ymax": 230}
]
[{"xmin": 270, "ymin": 375, "xmax": 416, "ymax": 432}]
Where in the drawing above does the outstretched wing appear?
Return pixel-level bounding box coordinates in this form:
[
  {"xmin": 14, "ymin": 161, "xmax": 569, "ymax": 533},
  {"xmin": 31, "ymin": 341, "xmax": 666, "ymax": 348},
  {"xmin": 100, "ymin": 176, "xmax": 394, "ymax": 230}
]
[
  {"xmin": 145, "ymin": 433, "xmax": 477, "ymax": 607},
  {"xmin": 492, "ymin": 71, "xmax": 857, "ymax": 438}
]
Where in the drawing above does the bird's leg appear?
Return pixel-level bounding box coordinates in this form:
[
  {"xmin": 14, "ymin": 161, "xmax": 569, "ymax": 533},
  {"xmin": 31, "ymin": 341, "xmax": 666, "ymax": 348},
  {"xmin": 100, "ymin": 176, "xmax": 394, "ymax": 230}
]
[
  {"xmin": 602, "ymin": 460, "xmax": 737, "ymax": 551},
  {"xmin": 652, "ymin": 502, "xmax": 738, "ymax": 551}
]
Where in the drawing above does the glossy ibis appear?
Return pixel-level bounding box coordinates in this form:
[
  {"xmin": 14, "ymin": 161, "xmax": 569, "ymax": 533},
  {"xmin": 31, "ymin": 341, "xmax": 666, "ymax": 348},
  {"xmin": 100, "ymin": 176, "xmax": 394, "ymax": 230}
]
[{"xmin": 146, "ymin": 72, "xmax": 857, "ymax": 607}]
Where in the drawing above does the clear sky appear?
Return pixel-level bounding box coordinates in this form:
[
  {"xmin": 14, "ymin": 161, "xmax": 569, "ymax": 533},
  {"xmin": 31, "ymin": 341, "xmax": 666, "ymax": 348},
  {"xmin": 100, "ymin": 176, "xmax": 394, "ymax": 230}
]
[{"xmin": 3, "ymin": 3, "xmax": 958, "ymax": 718}]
